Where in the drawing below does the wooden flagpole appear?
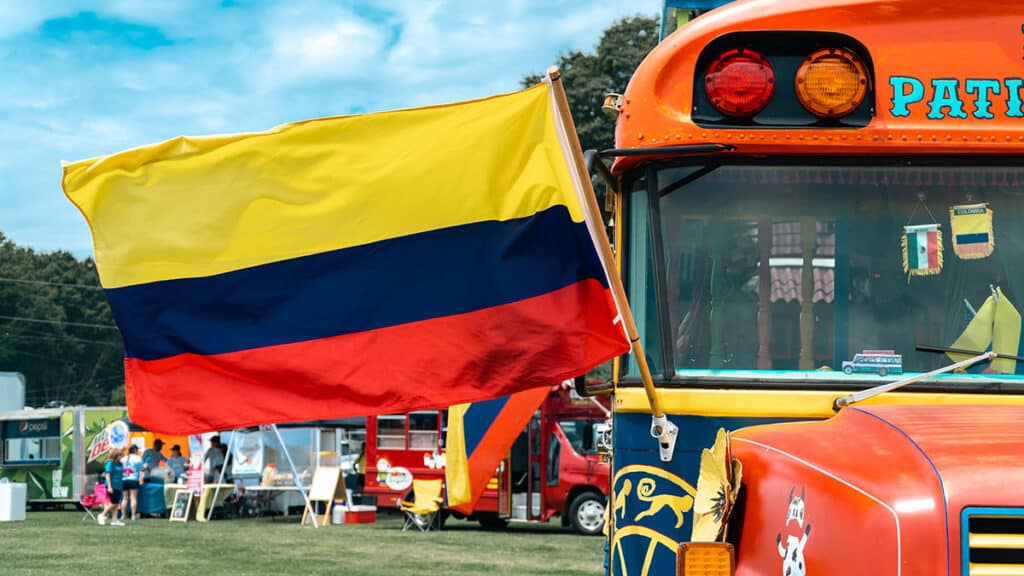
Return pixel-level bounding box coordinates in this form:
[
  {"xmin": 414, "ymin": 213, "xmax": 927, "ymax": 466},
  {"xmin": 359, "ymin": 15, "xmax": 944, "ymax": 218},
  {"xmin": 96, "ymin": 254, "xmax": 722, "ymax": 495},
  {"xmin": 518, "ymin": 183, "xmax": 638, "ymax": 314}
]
[{"xmin": 545, "ymin": 68, "xmax": 669, "ymax": 431}]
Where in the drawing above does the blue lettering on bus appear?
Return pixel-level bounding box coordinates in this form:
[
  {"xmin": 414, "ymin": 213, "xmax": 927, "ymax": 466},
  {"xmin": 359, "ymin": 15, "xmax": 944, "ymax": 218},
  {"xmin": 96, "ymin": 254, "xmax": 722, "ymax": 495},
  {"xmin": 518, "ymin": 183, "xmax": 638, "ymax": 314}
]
[
  {"xmin": 1006, "ymin": 78, "xmax": 1024, "ymax": 118},
  {"xmin": 927, "ymin": 79, "xmax": 968, "ymax": 120},
  {"xmin": 890, "ymin": 76, "xmax": 924, "ymax": 117},
  {"xmin": 965, "ymin": 79, "xmax": 1001, "ymax": 119},
  {"xmin": 888, "ymin": 76, "xmax": 1024, "ymax": 120}
]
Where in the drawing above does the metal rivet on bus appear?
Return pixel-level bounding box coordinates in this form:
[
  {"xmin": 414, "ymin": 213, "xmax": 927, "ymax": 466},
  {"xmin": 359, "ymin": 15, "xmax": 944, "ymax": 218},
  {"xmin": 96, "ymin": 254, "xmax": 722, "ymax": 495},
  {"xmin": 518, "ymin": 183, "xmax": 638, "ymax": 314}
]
[
  {"xmin": 901, "ymin": 135, "xmax": 907, "ymax": 142},
  {"xmin": 931, "ymin": 136, "xmax": 937, "ymax": 142},
  {"xmin": 963, "ymin": 136, "xmax": 969, "ymax": 141},
  {"xmin": 637, "ymin": 133, "xmax": 644, "ymax": 140},
  {"xmin": 991, "ymin": 136, "xmax": 997, "ymax": 142},
  {"xmin": 917, "ymin": 135, "xmax": 922, "ymax": 141},
  {"xmin": 1006, "ymin": 135, "xmax": 1012, "ymax": 142}
]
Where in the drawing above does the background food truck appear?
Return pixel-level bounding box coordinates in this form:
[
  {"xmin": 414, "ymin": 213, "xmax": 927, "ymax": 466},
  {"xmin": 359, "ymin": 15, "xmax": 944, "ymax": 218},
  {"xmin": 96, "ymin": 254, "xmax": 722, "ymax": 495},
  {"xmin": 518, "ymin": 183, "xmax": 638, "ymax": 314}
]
[
  {"xmin": 364, "ymin": 385, "xmax": 611, "ymax": 534},
  {"xmin": 0, "ymin": 406, "xmax": 125, "ymax": 505}
]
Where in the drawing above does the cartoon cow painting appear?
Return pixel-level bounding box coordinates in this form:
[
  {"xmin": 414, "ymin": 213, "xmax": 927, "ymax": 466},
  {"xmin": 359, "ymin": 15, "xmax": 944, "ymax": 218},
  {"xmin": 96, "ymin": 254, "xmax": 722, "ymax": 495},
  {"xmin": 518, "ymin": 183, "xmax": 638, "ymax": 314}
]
[
  {"xmin": 786, "ymin": 486, "xmax": 805, "ymax": 528},
  {"xmin": 777, "ymin": 525, "xmax": 812, "ymax": 576},
  {"xmin": 777, "ymin": 486, "xmax": 811, "ymax": 576}
]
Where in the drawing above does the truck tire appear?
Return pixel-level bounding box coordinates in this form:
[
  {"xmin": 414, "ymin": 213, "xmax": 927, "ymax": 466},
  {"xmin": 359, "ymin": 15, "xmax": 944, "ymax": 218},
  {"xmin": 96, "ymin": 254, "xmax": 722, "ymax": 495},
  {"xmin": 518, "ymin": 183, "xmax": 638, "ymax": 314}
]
[
  {"xmin": 477, "ymin": 512, "xmax": 509, "ymax": 530},
  {"xmin": 843, "ymin": 365, "xmax": 853, "ymax": 375},
  {"xmin": 569, "ymin": 491, "xmax": 606, "ymax": 536}
]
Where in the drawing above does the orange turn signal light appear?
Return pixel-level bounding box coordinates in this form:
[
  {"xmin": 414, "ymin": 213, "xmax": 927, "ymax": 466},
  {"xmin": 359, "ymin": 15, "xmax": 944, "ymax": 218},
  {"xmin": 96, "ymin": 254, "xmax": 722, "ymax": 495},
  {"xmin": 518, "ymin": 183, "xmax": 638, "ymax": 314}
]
[
  {"xmin": 795, "ymin": 47, "xmax": 868, "ymax": 118},
  {"xmin": 677, "ymin": 542, "xmax": 735, "ymax": 576}
]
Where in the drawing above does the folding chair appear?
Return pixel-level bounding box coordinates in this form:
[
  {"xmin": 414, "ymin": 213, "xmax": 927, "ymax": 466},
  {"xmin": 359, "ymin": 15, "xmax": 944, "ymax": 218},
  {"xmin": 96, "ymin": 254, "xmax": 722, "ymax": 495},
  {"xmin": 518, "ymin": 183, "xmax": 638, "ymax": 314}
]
[
  {"xmin": 397, "ymin": 479, "xmax": 444, "ymax": 532},
  {"xmin": 80, "ymin": 483, "xmax": 108, "ymax": 522}
]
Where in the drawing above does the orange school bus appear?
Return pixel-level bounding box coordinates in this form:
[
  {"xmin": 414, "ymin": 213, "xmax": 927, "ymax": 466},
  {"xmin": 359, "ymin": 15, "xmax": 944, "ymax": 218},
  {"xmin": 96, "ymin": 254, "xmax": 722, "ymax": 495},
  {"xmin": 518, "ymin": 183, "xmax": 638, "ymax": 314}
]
[{"xmin": 595, "ymin": 1, "xmax": 1024, "ymax": 575}]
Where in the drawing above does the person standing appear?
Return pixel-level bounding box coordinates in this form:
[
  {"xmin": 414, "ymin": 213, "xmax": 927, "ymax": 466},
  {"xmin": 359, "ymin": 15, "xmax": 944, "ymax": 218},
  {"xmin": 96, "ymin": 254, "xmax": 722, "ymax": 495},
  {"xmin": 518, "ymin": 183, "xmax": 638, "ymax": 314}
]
[
  {"xmin": 203, "ymin": 435, "xmax": 226, "ymax": 483},
  {"xmin": 166, "ymin": 445, "xmax": 187, "ymax": 483},
  {"xmin": 142, "ymin": 439, "xmax": 167, "ymax": 476},
  {"xmin": 99, "ymin": 448, "xmax": 125, "ymax": 527},
  {"xmin": 121, "ymin": 445, "xmax": 143, "ymax": 520}
]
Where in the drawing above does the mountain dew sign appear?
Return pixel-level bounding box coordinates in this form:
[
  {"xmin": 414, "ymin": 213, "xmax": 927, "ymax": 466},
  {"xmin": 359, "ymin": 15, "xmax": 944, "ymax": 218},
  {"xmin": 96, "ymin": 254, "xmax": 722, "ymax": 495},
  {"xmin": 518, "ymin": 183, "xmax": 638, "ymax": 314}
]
[{"xmin": 0, "ymin": 406, "xmax": 127, "ymax": 501}]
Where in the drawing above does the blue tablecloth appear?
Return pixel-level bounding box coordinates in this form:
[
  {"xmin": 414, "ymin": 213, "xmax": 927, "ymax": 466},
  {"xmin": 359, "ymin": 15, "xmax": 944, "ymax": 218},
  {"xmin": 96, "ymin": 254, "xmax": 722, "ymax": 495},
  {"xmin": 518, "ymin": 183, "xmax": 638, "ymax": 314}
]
[{"xmin": 137, "ymin": 482, "xmax": 167, "ymax": 516}]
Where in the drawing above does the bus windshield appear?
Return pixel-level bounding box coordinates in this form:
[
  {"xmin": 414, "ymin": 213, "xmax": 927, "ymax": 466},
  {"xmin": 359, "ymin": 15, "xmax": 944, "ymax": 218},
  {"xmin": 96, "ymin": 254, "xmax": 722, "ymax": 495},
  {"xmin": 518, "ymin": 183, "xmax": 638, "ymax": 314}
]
[{"xmin": 625, "ymin": 161, "xmax": 1024, "ymax": 383}]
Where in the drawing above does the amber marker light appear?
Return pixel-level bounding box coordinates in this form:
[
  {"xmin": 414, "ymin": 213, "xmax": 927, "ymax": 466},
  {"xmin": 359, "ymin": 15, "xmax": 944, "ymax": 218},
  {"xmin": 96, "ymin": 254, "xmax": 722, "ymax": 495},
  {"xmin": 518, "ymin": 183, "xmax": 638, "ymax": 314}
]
[
  {"xmin": 795, "ymin": 47, "xmax": 868, "ymax": 118},
  {"xmin": 704, "ymin": 48, "xmax": 775, "ymax": 117},
  {"xmin": 677, "ymin": 542, "xmax": 735, "ymax": 576}
]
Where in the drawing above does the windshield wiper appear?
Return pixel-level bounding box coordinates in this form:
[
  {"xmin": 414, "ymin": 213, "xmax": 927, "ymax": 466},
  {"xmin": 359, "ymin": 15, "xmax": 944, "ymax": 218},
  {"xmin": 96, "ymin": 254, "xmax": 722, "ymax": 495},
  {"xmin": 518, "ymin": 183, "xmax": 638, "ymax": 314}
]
[{"xmin": 832, "ymin": 345, "xmax": 1024, "ymax": 410}]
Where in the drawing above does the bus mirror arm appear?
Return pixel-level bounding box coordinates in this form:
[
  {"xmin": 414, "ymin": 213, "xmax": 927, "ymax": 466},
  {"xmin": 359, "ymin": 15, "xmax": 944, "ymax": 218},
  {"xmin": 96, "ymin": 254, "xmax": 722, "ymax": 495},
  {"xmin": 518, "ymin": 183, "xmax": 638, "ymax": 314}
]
[{"xmin": 650, "ymin": 414, "xmax": 678, "ymax": 462}]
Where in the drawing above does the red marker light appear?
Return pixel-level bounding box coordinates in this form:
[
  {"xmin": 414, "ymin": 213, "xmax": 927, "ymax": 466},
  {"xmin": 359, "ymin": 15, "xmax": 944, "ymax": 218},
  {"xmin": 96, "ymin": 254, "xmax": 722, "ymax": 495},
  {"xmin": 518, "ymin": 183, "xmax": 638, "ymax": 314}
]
[{"xmin": 705, "ymin": 49, "xmax": 775, "ymax": 117}]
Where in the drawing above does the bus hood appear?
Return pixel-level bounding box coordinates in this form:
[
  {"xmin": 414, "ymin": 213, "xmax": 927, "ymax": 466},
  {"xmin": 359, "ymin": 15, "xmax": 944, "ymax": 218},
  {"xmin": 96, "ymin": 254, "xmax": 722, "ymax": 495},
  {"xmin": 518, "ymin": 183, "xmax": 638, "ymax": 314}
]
[{"xmin": 728, "ymin": 405, "xmax": 1024, "ymax": 575}]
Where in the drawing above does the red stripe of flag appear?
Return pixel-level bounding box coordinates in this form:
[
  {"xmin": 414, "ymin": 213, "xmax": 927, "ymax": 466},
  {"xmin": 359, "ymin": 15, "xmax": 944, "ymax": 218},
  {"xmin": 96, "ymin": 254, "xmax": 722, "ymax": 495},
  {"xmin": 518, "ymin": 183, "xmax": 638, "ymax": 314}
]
[{"xmin": 927, "ymin": 230, "xmax": 938, "ymax": 268}]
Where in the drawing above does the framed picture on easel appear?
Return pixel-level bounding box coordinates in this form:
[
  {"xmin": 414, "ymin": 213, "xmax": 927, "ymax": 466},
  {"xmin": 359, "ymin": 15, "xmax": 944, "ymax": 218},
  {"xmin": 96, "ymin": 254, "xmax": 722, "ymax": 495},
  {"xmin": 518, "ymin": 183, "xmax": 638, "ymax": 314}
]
[{"xmin": 170, "ymin": 490, "xmax": 193, "ymax": 522}]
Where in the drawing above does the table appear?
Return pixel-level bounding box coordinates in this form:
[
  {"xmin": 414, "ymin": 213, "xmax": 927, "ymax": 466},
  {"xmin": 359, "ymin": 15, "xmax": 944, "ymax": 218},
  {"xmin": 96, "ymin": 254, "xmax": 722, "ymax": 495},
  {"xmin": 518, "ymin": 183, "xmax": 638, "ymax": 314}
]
[
  {"xmin": 162, "ymin": 483, "xmax": 234, "ymax": 521},
  {"xmin": 137, "ymin": 482, "xmax": 167, "ymax": 516},
  {"xmin": 244, "ymin": 485, "xmax": 310, "ymax": 517}
]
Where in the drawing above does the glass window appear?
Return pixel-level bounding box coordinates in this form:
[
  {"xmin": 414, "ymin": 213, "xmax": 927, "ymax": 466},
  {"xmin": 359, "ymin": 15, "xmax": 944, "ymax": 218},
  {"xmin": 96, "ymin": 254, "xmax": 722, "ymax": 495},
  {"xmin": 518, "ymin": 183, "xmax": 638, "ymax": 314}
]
[
  {"xmin": 261, "ymin": 428, "xmax": 315, "ymax": 483},
  {"xmin": 632, "ymin": 163, "xmax": 1024, "ymax": 380},
  {"xmin": 408, "ymin": 412, "xmax": 439, "ymax": 450},
  {"xmin": 4, "ymin": 437, "xmax": 60, "ymax": 464},
  {"xmin": 376, "ymin": 415, "xmax": 406, "ymax": 450},
  {"xmin": 558, "ymin": 420, "xmax": 598, "ymax": 456},
  {"xmin": 2, "ymin": 418, "xmax": 61, "ymax": 465}
]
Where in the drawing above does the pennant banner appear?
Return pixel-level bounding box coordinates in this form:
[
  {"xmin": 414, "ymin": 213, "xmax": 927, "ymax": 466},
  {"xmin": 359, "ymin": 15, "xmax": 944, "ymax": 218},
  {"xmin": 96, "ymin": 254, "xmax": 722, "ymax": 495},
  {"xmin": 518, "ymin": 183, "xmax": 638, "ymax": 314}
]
[
  {"xmin": 62, "ymin": 81, "xmax": 629, "ymax": 434},
  {"xmin": 902, "ymin": 223, "xmax": 943, "ymax": 277},
  {"xmin": 950, "ymin": 202, "xmax": 994, "ymax": 259}
]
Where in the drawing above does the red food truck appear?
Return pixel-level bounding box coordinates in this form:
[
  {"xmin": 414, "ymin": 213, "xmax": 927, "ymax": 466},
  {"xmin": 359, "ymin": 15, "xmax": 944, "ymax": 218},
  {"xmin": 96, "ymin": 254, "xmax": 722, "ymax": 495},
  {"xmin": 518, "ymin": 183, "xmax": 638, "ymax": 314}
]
[{"xmin": 363, "ymin": 384, "xmax": 612, "ymax": 534}]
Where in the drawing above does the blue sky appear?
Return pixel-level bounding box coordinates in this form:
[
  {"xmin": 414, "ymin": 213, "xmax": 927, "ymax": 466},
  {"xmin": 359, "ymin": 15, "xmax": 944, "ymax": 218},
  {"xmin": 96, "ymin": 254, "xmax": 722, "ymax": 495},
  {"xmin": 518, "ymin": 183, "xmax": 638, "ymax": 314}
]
[{"xmin": 0, "ymin": 0, "xmax": 660, "ymax": 257}]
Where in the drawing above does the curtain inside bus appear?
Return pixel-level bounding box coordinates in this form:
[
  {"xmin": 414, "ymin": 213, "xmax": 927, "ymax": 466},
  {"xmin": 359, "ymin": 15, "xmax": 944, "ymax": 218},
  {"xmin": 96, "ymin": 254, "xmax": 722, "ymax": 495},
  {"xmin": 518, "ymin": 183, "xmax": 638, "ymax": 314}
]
[{"xmin": 625, "ymin": 163, "xmax": 1024, "ymax": 380}]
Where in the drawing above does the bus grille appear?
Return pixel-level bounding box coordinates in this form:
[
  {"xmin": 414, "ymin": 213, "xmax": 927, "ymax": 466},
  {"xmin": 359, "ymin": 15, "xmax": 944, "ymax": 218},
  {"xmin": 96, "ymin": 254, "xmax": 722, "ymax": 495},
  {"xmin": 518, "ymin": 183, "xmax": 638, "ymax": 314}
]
[{"xmin": 963, "ymin": 508, "xmax": 1024, "ymax": 576}]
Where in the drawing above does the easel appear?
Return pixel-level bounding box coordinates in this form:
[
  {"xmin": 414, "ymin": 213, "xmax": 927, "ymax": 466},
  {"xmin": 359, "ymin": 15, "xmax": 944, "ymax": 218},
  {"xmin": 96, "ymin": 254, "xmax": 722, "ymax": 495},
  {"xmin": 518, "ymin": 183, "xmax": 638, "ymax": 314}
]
[{"xmin": 301, "ymin": 466, "xmax": 344, "ymax": 526}]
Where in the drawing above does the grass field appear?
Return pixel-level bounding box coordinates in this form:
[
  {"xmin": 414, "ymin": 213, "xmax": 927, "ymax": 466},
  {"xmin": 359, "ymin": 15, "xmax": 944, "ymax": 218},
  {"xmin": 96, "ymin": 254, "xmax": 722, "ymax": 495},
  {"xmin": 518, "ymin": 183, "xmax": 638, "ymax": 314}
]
[{"xmin": 0, "ymin": 510, "xmax": 606, "ymax": 576}]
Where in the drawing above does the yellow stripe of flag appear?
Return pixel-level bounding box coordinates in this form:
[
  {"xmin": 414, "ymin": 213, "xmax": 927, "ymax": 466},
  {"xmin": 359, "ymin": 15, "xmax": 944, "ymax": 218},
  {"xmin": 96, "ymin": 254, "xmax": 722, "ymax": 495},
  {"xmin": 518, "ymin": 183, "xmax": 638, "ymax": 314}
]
[{"xmin": 62, "ymin": 83, "xmax": 581, "ymax": 289}]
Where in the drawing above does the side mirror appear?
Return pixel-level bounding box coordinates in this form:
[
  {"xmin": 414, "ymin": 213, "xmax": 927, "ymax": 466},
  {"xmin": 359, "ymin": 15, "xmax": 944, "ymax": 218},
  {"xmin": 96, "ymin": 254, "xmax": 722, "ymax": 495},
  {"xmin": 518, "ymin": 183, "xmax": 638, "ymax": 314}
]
[
  {"xmin": 574, "ymin": 375, "xmax": 613, "ymax": 397},
  {"xmin": 594, "ymin": 422, "xmax": 612, "ymax": 461}
]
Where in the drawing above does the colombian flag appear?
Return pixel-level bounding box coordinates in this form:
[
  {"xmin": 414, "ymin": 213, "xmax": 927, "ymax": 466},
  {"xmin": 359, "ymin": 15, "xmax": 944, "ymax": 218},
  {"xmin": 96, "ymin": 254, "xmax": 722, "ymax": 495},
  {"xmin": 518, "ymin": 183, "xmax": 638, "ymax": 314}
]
[
  {"xmin": 445, "ymin": 386, "xmax": 552, "ymax": 514},
  {"xmin": 62, "ymin": 80, "xmax": 630, "ymax": 434}
]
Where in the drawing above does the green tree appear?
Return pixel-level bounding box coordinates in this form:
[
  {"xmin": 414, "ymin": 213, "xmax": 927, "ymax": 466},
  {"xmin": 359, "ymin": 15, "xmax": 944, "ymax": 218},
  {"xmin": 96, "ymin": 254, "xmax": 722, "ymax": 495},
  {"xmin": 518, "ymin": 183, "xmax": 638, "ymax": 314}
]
[
  {"xmin": 523, "ymin": 15, "xmax": 659, "ymax": 153},
  {"xmin": 0, "ymin": 232, "xmax": 124, "ymax": 407},
  {"xmin": 524, "ymin": 15, "xmax": 659, "ymax": 384}
]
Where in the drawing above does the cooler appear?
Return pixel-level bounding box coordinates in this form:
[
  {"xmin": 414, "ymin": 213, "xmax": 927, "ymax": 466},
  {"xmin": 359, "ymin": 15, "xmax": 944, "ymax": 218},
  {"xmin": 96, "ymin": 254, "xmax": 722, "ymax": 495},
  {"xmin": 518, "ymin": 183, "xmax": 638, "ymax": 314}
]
[
  {"xmin": 0, "ymin": 482, "xmax": 26, "ymax": 522},
  {"xmin": 344, "ymin": 505, "xmax": 376, "ymax": 524}
]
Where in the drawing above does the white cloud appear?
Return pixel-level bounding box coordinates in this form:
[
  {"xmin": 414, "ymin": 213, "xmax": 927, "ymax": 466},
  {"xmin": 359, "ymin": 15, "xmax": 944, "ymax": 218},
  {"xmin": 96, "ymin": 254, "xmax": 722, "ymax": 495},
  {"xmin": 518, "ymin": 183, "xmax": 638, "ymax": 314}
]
[{"xmin": 0, "ymin": 0, "xmax": 662, "ymax": 256}]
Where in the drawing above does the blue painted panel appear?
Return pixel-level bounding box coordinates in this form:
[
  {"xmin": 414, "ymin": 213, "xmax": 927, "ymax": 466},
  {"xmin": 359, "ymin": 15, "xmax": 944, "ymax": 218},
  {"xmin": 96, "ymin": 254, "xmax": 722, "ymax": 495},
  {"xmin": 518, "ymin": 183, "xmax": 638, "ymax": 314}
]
[{"xmin": 609, "ymin": 413, "xmax": 808, "ymax": 576}]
